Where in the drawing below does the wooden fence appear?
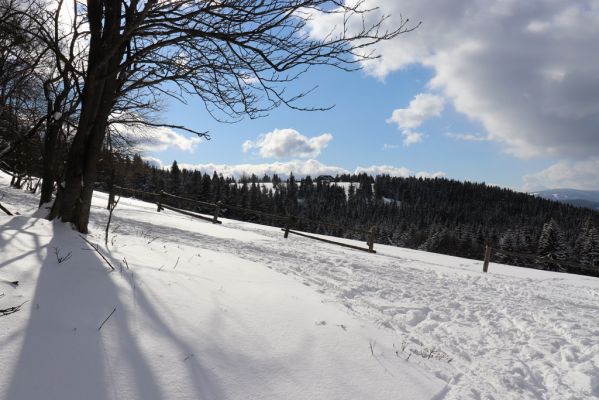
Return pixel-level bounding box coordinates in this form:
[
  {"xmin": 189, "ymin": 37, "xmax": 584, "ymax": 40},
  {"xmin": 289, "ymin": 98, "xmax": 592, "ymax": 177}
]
[
  {"xmin": 113, "ymin": 186, "xmax": 376, "ymax": 253},
  {"xmin": 481, "ymin": 244, "xmax": 598, "ymax": 276},
  {"xmin": 113, "ymin": 186, "xmax": 599, "ymax": 271}
]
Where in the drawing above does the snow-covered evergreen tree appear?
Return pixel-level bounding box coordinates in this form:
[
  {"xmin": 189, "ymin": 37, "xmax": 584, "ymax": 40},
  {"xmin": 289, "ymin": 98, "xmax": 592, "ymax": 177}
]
[
  {"xmin": 537, "ymin": 219, "xmax": 568, "ymax": 269},
  {"xmin": 580, "ymin": 227, "xmax": 599, "ymax": 267},
  {"xmin": 169, "ymin": 160, "xmax": 181, "ymax": 194}
]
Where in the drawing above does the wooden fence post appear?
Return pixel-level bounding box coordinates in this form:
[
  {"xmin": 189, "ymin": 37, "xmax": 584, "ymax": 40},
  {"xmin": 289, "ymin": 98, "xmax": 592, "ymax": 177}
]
[
  {"xmin": 157, "ymin": 191, "xmax": 164, "ymax": 212},
  {"xmin": 0, "ymin": 202, "xmax": 13, "ymax": 216},
  {"xmin": 483, "ymin": 244, "xmax": 492, "ymax": 273},
  {"xmin": 284, "ymin": 217, "xmax": 291, "ymax": 238},
  {"xmin": 107, "ymin": 186, "xmax": 115, "ymax": 210},
  {"xmin": 367, "ymin": 226, "xmax": 375, "ymax": 253},
  {"xmin": 213, "ymin": 201, "xmax": 221, "ymax": 224}
]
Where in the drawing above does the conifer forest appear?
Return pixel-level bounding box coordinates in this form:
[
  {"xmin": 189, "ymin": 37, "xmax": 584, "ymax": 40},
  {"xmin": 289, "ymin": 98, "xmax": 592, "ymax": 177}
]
[{"xmin": 83, "ymin": 154, "xmax": 599, "ymax": 277}]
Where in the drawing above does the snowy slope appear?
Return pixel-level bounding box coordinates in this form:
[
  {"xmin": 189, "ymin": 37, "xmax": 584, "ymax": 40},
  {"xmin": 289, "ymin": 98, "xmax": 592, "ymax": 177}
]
[
  {"xmin": 0, "ymin": 176, "xmax": 441, "ymax": 400},
  {"xmin": 533, "ymin": 188, "xmax": 599, "ymax": 203},
  {"xmin": 533, "ymin": 189, "xmax": 599, "ymax": 210},
  {"xmin": 2, "ymin": 175, "xmax": 599, "ymax": 400}
]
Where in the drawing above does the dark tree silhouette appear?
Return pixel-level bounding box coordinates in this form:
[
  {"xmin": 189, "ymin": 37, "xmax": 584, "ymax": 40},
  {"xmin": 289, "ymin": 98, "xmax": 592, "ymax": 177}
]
[{"xmin": 11, "ymin": 0, "xmax": 418, "ymax": 233}]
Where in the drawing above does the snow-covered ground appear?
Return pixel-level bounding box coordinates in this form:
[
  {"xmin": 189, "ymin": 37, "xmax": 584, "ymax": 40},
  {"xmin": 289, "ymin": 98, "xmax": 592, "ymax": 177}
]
[{"xmin": 1, "ymin": 174, "xmax": 599, "ymax": 400}]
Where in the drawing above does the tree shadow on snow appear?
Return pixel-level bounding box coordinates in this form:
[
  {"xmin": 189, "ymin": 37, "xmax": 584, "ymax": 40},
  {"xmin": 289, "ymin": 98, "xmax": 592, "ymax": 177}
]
[{"xmin": 4, "ymin": 221, "xmax": 225, "ymax": 400}]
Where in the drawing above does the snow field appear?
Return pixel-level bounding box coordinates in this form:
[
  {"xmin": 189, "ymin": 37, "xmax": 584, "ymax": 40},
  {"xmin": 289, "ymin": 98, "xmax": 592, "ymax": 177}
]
[
  {"xmin": 2, "ymin": 174, "xmax": 599, "ymax": 399},
  {"xmin": 0, "ymin": 177, "xmax": 443, "ymax": 400}
]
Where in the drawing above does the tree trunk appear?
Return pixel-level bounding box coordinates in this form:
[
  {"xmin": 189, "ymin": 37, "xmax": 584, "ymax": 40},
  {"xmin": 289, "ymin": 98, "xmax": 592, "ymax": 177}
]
[
  {"xmin": 107, "ymin": 163, "xmax": 115, "ymax": 210},
  {"xmin": 48, "ymin": 79, "xmax": 117, "ymax": 233},
  {"xmin": 47, "ymin": 0, "xmax": 123, "ymax": 233},
  {"xmin": 39, "ymin": 118, "xmax": 61, "ymax": 206}
]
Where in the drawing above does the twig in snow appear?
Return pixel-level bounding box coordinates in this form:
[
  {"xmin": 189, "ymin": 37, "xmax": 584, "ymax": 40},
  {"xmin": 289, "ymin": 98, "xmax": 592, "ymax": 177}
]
[
  {"xmin": 98, "ymin": 307, "xmax": 117, "ymax": 330},
  {"xmin": 0, "ymin": 293, "xmax": 4, "ymax": 299},
  {"xmin": 105, "ymin": 195, "xmax": 120, "ymax": 247},
  {"xmin": 0, "ymin": 201, "xmax": 12, "ymax": 216},
  {"xmin": 173, "ymin": 256, "xmax": 180, "ymax": 270},
  {"xmin": 80, "ymin": 235, "xmax": 115, "ymax": 271},
  {"xmin": 123, "ymin": 257, "xmax": 129, "ymax": 270},
  {"xmin": 53, "ymin": 247, "xmax": 72, "ymax": 263},
  {"xmin": 0, "ymin": 278, "xmax": 18, "ymax": 287},
  {"xmin": 1, "ymin": 301, "xmax": 28, "ymax": 317},
  {"xmin": 183, "ymin": 353, "xmax": 194, "ymax": 362},
  {"xmin": 369, "ymin": 340, "xmax": 376, "ymax": 356}
]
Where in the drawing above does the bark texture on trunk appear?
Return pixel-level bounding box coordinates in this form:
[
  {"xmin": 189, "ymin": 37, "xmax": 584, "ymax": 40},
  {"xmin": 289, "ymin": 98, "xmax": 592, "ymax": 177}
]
[
  {"xmin": 48, "ymin": 0, "xmax": 123, "ymax": 233},
  {"xmin": 39, "ymin": 118, "xmax": 61, "ymax": 206}
]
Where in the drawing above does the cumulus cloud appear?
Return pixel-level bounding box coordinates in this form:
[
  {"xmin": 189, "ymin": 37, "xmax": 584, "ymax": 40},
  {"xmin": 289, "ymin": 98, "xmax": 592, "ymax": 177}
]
[
  {"xmin": 148, "ymin": 158, "xmax": 445, "ymax": 180},
  {"xmin": 382, "ymin": 143, "xmax": 399, "ymax": 150},
  {"xmin": 308, "ymin": 0, "xmax": 599, "ymax": 159},
  {"xmin": 142, "ymin": 156, "xmax": 164, "ymax": 168},
  {"xmin": 522, "ymin": 158, "xmax": 599, "ymax": 191},
  {"xmin": 355, "ymin": 165, "xmax": 445, "ymax": 178},
  {"xmin": 355, "ymin": 165, "xmax": 411, "ymax": 177},
  {"xmin": 178, "ymin": 159, "xmax": 348, "ymax": 179},
  {"xmin": 388, "ymin": 93, "xmax": 445, "ymax": 130},
  {"xmin": 387, "ymin": 93, "xmax": 444, "ymax": 145},
  {"xmin": 444, "ymin": 132, "xmax": 490, "ymax": 142},
  {"xmin": 111, "ymin": 118, "xmax": 201, "ymax": 153},
  {"xmin": 138, "ymin": 127, "xmax": 201, "ymax": 152},
  {"xmin": 243, "ymin": 128, "xmax": 333, "ymax": 158}
]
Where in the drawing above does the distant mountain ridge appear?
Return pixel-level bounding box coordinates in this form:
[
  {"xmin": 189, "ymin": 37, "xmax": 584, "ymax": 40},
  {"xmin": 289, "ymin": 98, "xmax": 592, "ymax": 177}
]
[{"xmin": 533, "ymin": 189, "xmax": 599, "ymax": 211}]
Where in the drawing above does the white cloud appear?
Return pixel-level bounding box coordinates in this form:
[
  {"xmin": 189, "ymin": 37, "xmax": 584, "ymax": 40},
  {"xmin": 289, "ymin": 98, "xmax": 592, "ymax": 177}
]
[
  {"xmin": 444, "ymin": 132, "xmax": 490, "ymax": 142},
  {"xmin": 416, "ymin": 171, "xmax": 446, "ymax": 179},
  {"xmin": 139, "ymin": 127, "xmax": 201, "ymax": 152},
  {"xmin": 388, "ymin": 93, "xmax": 445, "ymax": 130},
  {"xmin": 243, "ymin": 128, "xmax": 333, "ymax": 158},
  {"xmin": 111, "ymin": 117, "xmax": 201, "ymax": 153},
  {"xmin": 402, "ymin": 131, "xmax": 424, "ymax": 146},
  {"xmin": 382, "ymin": 143, "xmax": 399, "ymax": 150},
  {"xmin": 141, "ymin": 156, "xmax": 164, "ymax": 168},
  {"xmin": 308, "ymin": 0, "xmax": 599, "ymax": 159},
  {"xmin": 355, "ymin": 165, "xmax": 411, "ymax": 177},
  {"xmin": 178, "ymin": 159, "xmax": 349, "ymax": 179},
  {"xmin": 522, "ymin": 158, "xmax": 599, "ymax": 191},
  {"xmin": 387, "ymin": 93, "xmax": 444, "ymax": 145},
  {"xmin": 355, "ymin": 165, "xmax": 445, "ymax": 178},
  {"xmin": 148, "ymin": 158, "xmax": 446, "ymax": 180}
]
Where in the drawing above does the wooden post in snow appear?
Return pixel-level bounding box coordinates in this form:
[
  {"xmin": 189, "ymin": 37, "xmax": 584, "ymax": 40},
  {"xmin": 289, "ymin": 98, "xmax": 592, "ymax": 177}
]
[
  {"xmin": 107, "ymin": 185, "xmax": 115, "ymax": 210},
  {"xmin": 213, "ymin": 201, "xmax": 221, "ymax": 224},
  {"xmin": 367, "ymin": 226, "xmax": 376, "ymax": 253},
  {"xmin": 284, "ymin": 217, "xmax": 291, "ymax": 238},
  {"xmin": 0, "ymin": 202, "xmax": 13, "ymax": 216},
  {"xmin": 157, "ymin": 191, "xmax": 164, "ymax": 212},
  {"xmin": 483, "ymin": 244, "xmax": 492, "ymax": 273}
]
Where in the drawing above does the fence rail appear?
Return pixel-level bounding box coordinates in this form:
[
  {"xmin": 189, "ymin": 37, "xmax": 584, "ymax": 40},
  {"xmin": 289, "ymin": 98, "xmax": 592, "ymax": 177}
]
[
  {"xmin": 159, "ymin": 203, "xmax": 222, "ymax": 224},
  {"xmin": 481, "ymin": 245, "xmax": 598, "ymax": 276},
  {"xmin": 114, "ymin": 186, "xmax": 159, "ymax": 198},
  {"xmin": 491, "ymin": 247, "xmax": 597, "ymax": 274},
  {"xmin": 283, "ymin": 229, "xmax": 376, "ymax": 253},
  {"xmin": 112, "ymin": 186, "xmax": 377, "ymax": 253},
  {"xmin": 113, "ymin": 186, "xmax": 598, "ymax": 274}
]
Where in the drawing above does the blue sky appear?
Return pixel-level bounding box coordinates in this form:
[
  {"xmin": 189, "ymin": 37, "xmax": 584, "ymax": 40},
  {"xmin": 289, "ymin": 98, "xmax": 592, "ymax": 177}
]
[{"xmin": 142, "ymin": 0, "xmax": 599, "ymax": 192}]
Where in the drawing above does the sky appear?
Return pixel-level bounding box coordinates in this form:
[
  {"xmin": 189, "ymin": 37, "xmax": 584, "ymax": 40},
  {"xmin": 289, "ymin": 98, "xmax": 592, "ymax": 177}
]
[{"xmin": 139, "ymin": 0, "xmax": 599, "ymax": 192}]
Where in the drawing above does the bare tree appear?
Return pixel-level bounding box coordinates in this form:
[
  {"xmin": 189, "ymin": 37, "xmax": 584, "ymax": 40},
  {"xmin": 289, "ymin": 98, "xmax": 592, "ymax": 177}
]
[
  {"xmin": 0, "ymin": 0, "xmax": 48, "ymax": 165},
  {"xmin": 31, "ymin": 0, "xmax": 418, "ymax": 233}
]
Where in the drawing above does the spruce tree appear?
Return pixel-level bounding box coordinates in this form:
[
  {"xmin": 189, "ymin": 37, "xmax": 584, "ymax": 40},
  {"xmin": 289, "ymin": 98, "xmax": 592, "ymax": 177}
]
[
  {"xmin": 537, "ymin": 219, "xmax": 568, "ymax": 269},
  {"xmin": 170, "ymin": 160, "xmax": 181, "ymax": 194}
]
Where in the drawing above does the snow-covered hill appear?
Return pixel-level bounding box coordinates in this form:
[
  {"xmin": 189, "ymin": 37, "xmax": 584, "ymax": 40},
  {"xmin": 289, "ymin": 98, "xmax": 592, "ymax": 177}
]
[
  {"xmin": 1, "ymin": 175, "xmax": 599, "ymax": 400},
  {"xmin": 533, "ymin": 188, "xmax": 599, "ymax": 211}
]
